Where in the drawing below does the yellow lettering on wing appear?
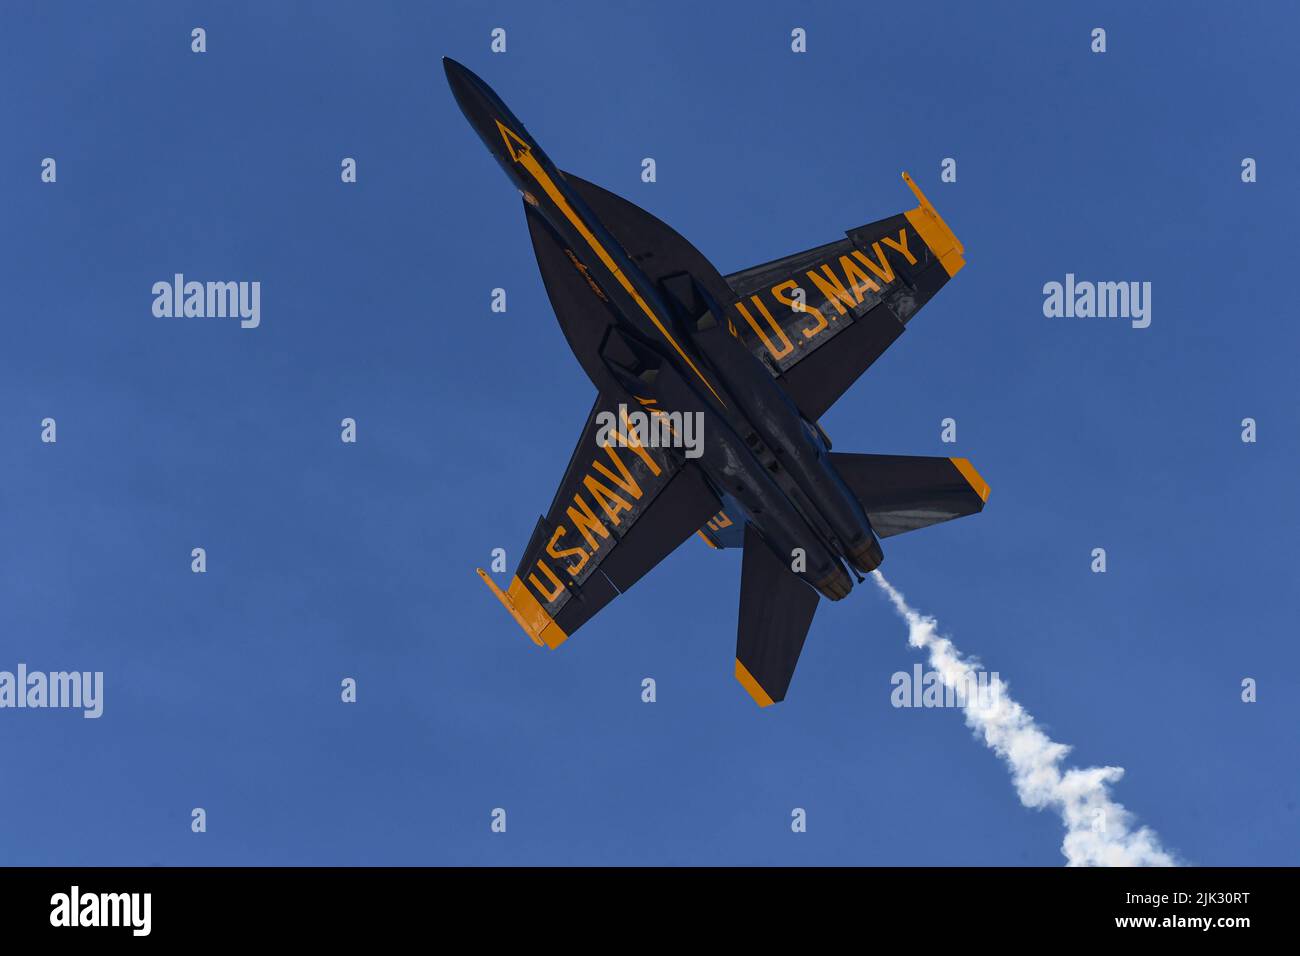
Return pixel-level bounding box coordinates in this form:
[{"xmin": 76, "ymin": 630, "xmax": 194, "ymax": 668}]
[
  {"xmin": 567, "ymin": 493, "xmax": 612, "ymax": 550},
  {"xmin": 852, "ymin": 244, "xmax": 895, "ymax": 285},
  {"xmin": 839, "ymin": 255, "xmax": 880, "ymax": 301},
  {"xmin": 546, "ymin": 526, "xmax": 589, "ymax": 577},
  {"xmin": 614, "ymin": 411, "xmax": 664, "ymax": 477},
  {"xmin": 592, "ymin": 445, "xmax": 644, "ymax": 500},
  {"xmin": 735, "ymin": 298, "xmax": 794, "ymax": 360},
  {"xmin": 771, "ymin": 280, "xmax": 827, "ymax": 339},
  {"xmin": 806, "ymin": 265, "xmax": 857, "ymax": 316},
  {"xmin": 528, "ymin": 559, "xmax": 566, "ymax": 602},
  {"xmin": 881, "ymin": 229, "xmax": 917, "ymax": 265},
  {"xmin": 583, "ymin": 475, "xmax": 633, "ymax": 525}
]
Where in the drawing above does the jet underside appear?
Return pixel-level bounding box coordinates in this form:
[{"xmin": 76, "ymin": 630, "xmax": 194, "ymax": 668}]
[{"xmin": 447, "ymin": 57, "xmax": 987, "ymax": 706}]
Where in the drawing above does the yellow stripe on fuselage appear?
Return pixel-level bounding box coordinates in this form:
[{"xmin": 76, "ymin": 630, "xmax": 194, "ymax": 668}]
[{"xmin": 498, "ymin": 121, "xmax": 725, "ymax": 407}]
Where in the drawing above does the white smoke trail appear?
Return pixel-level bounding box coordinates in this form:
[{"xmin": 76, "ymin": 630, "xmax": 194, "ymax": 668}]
[{"xmin": 872, "ymin": 570, "xmax": 1176, "ymax": 867}]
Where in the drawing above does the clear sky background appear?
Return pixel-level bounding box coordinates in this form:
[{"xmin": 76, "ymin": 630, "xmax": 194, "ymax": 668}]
[{"xmin": 2, "ymin": 1, "xmax": 1296, "ymax": 865}]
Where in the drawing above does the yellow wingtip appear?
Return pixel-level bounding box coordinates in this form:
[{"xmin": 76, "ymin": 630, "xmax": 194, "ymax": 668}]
[
  {"xmin": 735, "ymin": 659, "xmax": 775, "ymax": 708},
  {"xmin": 901, "ymin": 170, "xmax": 966, "ymax": 277},
  {"xmin": 477, "ymin": 569, "xmax": 546, "ymax": 646},
  {"xmin": 949, "ymin": 457, "xmax": 991, "ymax": 503}
]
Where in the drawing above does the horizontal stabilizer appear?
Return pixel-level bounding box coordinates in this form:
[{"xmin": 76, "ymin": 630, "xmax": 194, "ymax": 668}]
[
  {"xmin": 735, "ymin": 524, "xmax": 820, "ymax": 706},
  {"xmin": 828, "ymin": 453, "xmax": 989, "ymax": 539}
]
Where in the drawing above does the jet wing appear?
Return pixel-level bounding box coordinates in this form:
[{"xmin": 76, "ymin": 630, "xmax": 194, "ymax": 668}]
[
  {"xmin": 478, "ymin": 394, "xmax": 721, "ymax": 648},
  {"xmin": 723, "ymin": 173, "xmax": 964, "ymax": 420},
  {"xmin": 562, "ymin": 170, "xmax": 964, "ymax": 422}
]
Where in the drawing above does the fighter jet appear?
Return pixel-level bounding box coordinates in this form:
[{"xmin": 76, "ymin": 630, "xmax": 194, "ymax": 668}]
[{"xmin": 447, "ymin": 57, "xmax": 988, "ymax": 707}]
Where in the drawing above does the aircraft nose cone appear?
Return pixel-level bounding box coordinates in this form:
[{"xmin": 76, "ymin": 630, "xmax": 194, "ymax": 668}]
[
  {"xmin": 441, "ymin": 55, "xmax": 469, "ymax": 86},
  {"xmin": 442, "ymin": 57, "xmax": 495, "ymax": 114},
  {"xmin": 442, "ymin": 56, "xmax": 482, "ymax": 111},
  {"xmin": 442, "ymin": 56, "xmax": 539, "ymax": 193},
  {"xmin": 442, "ymin": 55, "xmax": 515, "ymax": 154}
]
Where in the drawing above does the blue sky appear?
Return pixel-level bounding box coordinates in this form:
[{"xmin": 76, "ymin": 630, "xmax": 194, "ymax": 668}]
[{"xmin": 2, "ymin": 0, "xmax": 1296, "ymax": 865}]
